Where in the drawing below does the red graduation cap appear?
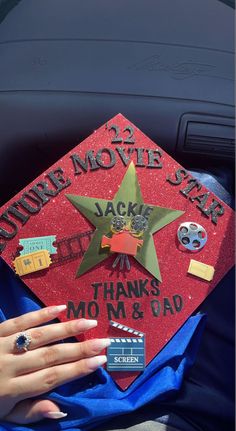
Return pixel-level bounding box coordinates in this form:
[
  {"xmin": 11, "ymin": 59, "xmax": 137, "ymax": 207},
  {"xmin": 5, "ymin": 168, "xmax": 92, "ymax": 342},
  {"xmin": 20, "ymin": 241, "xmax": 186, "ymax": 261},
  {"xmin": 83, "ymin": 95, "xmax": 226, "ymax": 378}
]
[{"xmin": 0, "ymin": 114, "xmax": 234, "ymax": 389}]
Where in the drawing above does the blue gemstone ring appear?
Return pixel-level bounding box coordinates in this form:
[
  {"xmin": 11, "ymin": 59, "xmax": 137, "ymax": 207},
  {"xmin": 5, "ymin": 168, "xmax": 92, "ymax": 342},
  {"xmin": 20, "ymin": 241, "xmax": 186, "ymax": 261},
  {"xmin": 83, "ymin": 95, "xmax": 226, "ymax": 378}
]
[{"xmin": 15, "ymin": 332, "xmax": 32, "ymax": 352}]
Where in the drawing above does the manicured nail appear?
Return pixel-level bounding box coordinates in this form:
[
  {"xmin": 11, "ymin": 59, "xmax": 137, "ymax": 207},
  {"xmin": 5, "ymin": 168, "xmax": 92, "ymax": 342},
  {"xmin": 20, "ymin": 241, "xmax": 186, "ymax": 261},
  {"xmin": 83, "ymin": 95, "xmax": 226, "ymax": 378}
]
[
  {"xmin": 92, "ymin": 338, "xmax": 111, "ymax": 350},
  {"xmin": 77, "ymin": 319, "xmax": 98, "ymax": 330},
  {"xmin": 87, "ymin": 355, "xmax": 107, "ymax": 370},
  {"xmin": 44, "ymin": 411, "xmax": 67, "ymax": 419},
  {"xmin": 49, "ymin": 305, "xmax": 67, "ymax": 315}
]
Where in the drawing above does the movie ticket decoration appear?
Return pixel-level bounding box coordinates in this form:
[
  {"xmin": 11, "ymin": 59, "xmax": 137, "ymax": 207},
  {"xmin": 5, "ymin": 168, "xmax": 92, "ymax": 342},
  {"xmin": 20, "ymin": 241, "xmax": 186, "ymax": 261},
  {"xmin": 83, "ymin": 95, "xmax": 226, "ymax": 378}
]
[
  {"xmin": 0, "ymin": 114, "xmax": 234, "ymax": 389},
  {"xmin": 13, "ymin": 250, "xmax": 52, "ymax": 276},
  {"xmin": 19, "ymin": 235, "xmax": 57, "ymax": 256}
]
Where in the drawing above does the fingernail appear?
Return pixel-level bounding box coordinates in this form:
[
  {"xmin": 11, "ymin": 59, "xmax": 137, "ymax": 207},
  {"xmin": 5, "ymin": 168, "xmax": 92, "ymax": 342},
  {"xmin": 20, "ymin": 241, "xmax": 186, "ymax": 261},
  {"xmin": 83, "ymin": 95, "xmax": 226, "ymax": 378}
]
[
  {"xmin": 49, "ymin": 305, "xmax": 67, "ymax": 315},
  {"xmin": 77, "ymin": 319, "xmax": 98, "ymax": 330},
  {"xmin": 44, "ymin": 411, "xmax": 67, "ymax": 419},
  {"xmin": 92, "ymin": 338, "xmax": 111, "ymax": 350},
  {"xmin": 87, "ymin": 355, "xmax": 107, "ymax": 370}
]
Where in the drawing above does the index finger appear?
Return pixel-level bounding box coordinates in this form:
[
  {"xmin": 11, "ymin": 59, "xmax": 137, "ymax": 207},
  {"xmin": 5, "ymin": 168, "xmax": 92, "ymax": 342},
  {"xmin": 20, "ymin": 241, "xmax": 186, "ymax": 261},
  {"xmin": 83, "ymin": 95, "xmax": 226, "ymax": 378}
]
[{"xmin": 0, "ymin": 305, "xmax": 67, "ymax": 337}]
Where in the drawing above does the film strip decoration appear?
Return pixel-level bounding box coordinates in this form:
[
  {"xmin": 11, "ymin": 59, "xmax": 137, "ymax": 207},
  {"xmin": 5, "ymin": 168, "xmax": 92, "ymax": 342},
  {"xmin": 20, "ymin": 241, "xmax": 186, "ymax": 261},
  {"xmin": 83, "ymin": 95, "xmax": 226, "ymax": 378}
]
[
  {"xmin": 107, "ymin": 320, "xmax": 145, "ymax": 372},
  {"xmin": 12, "ymin": 230, "xmax": 94, "ymax": 268},
  {"xmin": 51, "ymin": 230, "xmax": 94, "ymax": 267}
]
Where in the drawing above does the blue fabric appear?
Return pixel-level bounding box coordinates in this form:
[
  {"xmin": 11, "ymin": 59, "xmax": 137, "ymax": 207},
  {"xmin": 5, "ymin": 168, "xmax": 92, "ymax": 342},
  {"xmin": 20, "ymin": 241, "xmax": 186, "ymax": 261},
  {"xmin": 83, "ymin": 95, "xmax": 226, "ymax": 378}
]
[{"xmin": 0, "ymin": 256, "xmax": 206, "ymax": 431}]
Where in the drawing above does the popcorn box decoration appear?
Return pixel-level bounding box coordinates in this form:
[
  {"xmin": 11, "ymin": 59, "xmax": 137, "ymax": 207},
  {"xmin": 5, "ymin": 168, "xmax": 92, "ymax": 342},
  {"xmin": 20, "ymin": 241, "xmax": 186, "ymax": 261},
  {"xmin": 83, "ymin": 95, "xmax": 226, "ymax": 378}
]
[{"xmin": 0, "ymin": 114, "xmax": 234, "ymax": 390}]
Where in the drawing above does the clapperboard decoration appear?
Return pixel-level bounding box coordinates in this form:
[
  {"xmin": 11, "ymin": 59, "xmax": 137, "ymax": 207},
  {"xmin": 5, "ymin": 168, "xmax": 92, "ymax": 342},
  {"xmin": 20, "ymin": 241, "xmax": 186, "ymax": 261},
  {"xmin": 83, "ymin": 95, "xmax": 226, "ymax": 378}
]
[{"xmin": 107, "ymin": 320, "xmax": 145, "ymax": 372}]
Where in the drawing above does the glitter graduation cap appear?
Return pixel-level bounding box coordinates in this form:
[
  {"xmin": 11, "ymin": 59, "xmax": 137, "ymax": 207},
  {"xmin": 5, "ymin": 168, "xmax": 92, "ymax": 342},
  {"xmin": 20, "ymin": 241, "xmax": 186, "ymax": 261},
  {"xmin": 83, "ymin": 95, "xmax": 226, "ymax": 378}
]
[{"xmin": 0, "ymin": 114, "xmax": 234, "ymax": 390}]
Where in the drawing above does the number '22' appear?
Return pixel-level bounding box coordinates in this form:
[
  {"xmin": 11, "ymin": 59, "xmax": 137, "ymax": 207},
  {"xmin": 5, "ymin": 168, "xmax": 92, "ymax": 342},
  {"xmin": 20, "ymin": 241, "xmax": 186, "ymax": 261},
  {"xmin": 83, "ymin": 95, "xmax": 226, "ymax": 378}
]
[{"xmin": 107, "ymin": 124, "xmax": 135, "ymax": 144}]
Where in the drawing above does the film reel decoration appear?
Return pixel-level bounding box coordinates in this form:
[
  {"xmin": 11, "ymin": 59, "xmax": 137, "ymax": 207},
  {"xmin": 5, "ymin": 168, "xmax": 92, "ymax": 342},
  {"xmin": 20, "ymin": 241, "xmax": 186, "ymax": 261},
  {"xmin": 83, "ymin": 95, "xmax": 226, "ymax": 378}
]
[
  {"xmin": 177, "ymin": 222, "xmax": 207, "ymax": 251},
  {"xmin": 111, "ymin": 216, "xmax": 127, "ymax": 233},
  {"xmin": 107, "ymin": 320, "xmax": 145, "ymax": 372},
  {"xmin": 130, "ymin": 215, "xmax": 148, "ymax": 236}
]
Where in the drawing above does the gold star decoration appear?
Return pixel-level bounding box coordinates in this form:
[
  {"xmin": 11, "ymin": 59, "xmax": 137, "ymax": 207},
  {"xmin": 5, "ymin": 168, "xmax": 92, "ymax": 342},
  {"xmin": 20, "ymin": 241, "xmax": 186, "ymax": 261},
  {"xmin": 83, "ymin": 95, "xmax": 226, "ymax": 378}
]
[{"xmin": 66, "ymin": 162, "xmax": 184, "ymax": 281}]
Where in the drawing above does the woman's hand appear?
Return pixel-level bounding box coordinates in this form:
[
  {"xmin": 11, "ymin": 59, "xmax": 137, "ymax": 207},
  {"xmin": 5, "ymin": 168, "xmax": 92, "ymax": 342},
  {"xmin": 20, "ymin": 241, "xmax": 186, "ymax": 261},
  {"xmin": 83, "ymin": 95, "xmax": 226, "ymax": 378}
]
[{"xmin": 0, "ymin": 305, "xmax": 109, "ymax": 424}]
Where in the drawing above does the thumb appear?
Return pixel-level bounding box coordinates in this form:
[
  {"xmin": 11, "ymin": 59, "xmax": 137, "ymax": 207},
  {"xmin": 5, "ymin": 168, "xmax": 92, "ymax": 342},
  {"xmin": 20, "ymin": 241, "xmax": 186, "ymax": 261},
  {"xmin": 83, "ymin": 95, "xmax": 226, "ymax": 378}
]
[{"xmin": 4, "ymin": 399, "xmax": 67, "ymax": 424}]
